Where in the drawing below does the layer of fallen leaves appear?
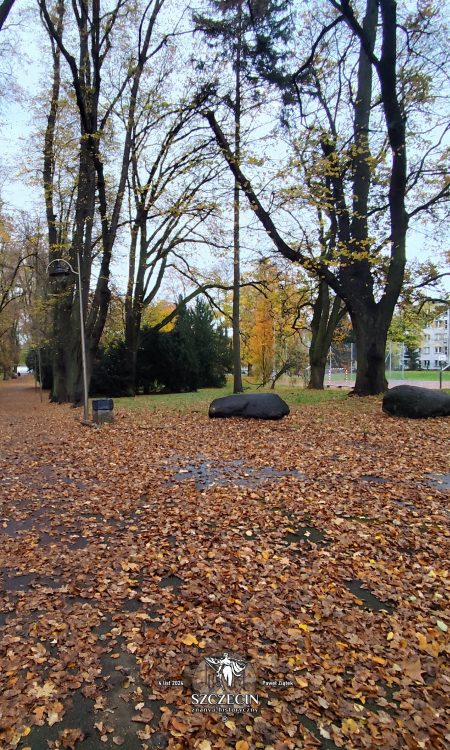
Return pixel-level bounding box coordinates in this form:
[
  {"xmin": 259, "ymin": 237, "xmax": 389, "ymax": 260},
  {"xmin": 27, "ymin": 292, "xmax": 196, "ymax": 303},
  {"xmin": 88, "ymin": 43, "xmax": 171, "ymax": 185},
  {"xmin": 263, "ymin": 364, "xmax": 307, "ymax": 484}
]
[{"xmin": 0, "ymin": 378, "xmax": 449, "ymax": 750}]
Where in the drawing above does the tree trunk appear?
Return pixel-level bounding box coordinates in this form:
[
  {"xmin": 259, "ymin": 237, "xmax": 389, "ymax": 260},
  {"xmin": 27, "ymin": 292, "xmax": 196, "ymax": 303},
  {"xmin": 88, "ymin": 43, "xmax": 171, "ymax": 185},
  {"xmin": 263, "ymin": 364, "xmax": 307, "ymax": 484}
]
[
  {"xmin": 308, "ymin": 281, "xmax": 344, "ymax": 389},
  {"xmin": 309, "ymin": 361, "xmax": 327, "ymax": 390},
  {"xmin": 0, "ymin": 0, "xmax": 15, "ymax": 30},
  {"xmin": 51, "ymin": 323, "xmax": 90, "ymax": 404},
  {"xmin": 66, "ymin": 345, "xmax": 85, "ymax": 405},
  {"xmin": 123, "ymin": 208, "xmax": 149, "ymax": 397},
  {"xmin": 51, "ymin": 285, "xmax": 72, "ymax": 403},
  {"xmin": 351, "ymin": 309, "xmax": 388, "ymax": 395},
  {"xmin": 124, "ymin": 308, "xmax": 140, "ymax": 397},
  {"xmin": 232, "ymin": 5, "xmax": 243, "ymax": 393}
]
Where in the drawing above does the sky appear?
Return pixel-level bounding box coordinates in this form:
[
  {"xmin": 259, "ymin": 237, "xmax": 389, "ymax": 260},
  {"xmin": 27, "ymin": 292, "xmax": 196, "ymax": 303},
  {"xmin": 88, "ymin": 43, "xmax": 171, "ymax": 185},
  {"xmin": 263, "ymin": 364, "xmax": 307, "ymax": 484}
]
[{"xmin": 1, "ymin": 0, "xmax": 449, "ymax": 298}]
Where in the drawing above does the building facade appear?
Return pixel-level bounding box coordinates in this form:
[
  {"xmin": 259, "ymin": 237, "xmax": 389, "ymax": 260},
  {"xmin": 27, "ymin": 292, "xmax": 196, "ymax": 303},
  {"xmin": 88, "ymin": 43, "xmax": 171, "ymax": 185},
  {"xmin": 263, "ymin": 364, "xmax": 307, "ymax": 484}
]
[{"xmin": 418, "ymin": 308, "xmax": 450, "ymax": 369}]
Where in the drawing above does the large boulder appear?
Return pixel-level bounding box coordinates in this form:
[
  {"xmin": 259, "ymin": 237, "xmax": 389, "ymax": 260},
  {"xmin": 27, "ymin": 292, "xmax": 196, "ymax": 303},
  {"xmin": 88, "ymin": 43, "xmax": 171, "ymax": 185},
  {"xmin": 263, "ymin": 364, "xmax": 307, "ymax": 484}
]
[
  {"xmin": 382, "ymin": 385, "xmax": 450, "ymax": 419},
  {"xmin": 209, "ymin": 393, "xmax": 290, "ymax": 420}
]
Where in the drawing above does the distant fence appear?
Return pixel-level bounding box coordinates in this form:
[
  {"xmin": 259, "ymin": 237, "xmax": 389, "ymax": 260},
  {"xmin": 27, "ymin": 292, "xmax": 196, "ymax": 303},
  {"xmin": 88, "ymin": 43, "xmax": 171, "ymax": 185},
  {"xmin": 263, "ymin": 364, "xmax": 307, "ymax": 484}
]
[{"xmin": 278, "ymin": 341, "xmax": 450, "ymax": 389}]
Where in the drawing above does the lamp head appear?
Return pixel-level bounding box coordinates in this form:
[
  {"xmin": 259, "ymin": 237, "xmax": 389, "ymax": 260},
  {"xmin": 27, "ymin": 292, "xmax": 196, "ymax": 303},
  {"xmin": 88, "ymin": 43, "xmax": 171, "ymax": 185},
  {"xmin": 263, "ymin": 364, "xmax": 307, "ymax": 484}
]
[{"xmin": 48, "ymin": 260, "xmax": 71, "ymax": 279}]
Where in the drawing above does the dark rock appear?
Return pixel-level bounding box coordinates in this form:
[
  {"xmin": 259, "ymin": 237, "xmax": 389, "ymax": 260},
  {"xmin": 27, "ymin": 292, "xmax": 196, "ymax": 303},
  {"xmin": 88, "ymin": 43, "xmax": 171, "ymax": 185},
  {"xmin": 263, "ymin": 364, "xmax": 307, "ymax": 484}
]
[
  {"xmin": 209, "ymin": 393, "xmax": 290, "ymax": 420},
  {"xmin": 382, "ymin": 385, "xmax": 450, "ymax": 419}
]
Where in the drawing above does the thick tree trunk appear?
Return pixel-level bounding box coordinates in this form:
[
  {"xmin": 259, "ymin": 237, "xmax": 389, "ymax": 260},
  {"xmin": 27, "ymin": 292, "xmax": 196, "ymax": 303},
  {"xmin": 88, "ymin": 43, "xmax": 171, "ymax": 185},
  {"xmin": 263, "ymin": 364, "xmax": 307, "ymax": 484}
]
[
  {"xmin": 0, "ymin": 0, "xmax": 15, "ymax": 30},
  {"xmin": 123, "ymin": 213, "xmax": 147, "ymax": 397},
  {"xmin": 66, "ymin": 346, "xmax": 85, "ymax": 405},
  {"xmin": 351, "ymin": 310, "xmax": 388, "ymax": 395},
  {"xmin": 51, "ymin": 347, "xmax": 68, "ymax": 402},
  {"xmin": 309, "ymin": 361, "xmax": 327, "ymax": 390},
  {"xmin": 51, "ymin": 326, "xmax": 90, "ymax": 404}
]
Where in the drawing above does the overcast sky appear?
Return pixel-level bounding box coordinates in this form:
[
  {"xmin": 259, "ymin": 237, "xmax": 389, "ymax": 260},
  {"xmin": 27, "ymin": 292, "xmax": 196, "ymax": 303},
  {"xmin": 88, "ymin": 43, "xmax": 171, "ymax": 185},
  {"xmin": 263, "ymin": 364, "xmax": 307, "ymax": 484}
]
[{"xmin": 1, "ymin": 1, "xmax": 449, "ymax": 296}]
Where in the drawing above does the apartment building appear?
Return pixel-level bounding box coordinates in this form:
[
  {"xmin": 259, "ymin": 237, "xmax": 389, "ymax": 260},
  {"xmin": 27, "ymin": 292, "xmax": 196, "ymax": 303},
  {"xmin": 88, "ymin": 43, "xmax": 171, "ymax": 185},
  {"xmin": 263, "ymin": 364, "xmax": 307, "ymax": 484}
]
[{"xmin": 419, "ymin": 308, "xmax": 450, "ymax": 369}]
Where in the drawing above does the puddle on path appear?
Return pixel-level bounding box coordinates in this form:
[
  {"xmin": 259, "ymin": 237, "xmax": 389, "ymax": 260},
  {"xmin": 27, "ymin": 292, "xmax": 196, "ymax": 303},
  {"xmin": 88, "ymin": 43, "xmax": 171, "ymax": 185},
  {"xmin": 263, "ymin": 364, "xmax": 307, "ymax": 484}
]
[
  {"xmin": 1, "ymin": 572, "xmax": 36, "ymax": 592},
  {"xmin": 345, "ymin": 579, "xmax": 394, "ymax": 613},
  {"xmin": 0, "ymin": 507, "xmax": 48, "ymax": 536},
  {"xmin": 168, "ymin": 459, "xmax": 304, "ymax": 490},
  {"xmin": 0, "ymin": 509, "xmax": 92, "ymax": 550},
  {"xmin": 0, "ymin": 570, "xmax": 64, "ymax": 593},
  {"xmin": 159, "ymin": 575, "xmax": 184, "ymax": 591},
  {"xmin": 0, "ymin": 462, "xmax": 88, "ymax": 492},
  {"xmin": 425, "ymin": 473, "xmax": 450, "ymax": 491},
  {"xmin": 393, "ymin": 500, "xmax": 419, "ymax": 511},
  {"xmin": 360, "ymin": 475, "xmax": 389, "ymax": 485},
  {"xmin": 284, "ymin": 525, "xmax": 328, "ymax": 545}
]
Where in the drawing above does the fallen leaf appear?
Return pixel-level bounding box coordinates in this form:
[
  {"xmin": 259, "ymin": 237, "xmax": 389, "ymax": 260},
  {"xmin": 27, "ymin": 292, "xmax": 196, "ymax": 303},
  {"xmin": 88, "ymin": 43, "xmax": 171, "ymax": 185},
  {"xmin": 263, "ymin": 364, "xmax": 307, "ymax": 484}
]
[
  {"xmin": 171, "ymin": 717, "xmax": 188, "ymax": 734},
  {"xmin": 59, "ymin": 728, "xmax": 85, "ymax": 749},
  {"xmin": 47, "ymin": 711, "xmax": 60, "ymax": 727},
  {"xmin": 342, "ymin": 718, "xmax": 360, "ymax": 735},
  {"xmin": 132, "ymin": 708, "xmax": 154, "ymax": 723},
  {"xmin": 30, "ymin": 681, "xmax": 55, "ymax": 698},
  {"xmin": 180, "ymin": 633, "xmax": 198, "ymax": 646},
  {"xmin": 137, "ymin": 725, "xmax": 152, "ymax": 740},
  {"xmin": 402, "ymin": 658, "xmax": 423, "ymax": 681}
]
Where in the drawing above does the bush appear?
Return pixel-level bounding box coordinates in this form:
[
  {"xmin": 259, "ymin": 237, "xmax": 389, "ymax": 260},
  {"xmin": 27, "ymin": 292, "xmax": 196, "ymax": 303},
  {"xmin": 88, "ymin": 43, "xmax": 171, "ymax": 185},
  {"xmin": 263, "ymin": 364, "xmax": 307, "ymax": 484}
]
[
  {"xmin": 90, "ymin": 339, "xmax": 134, "ymax": 397},
  {"xmin": 93, "ymin": 297, "xmax": 232, "ymax": 395},
  {"xmin": 136, "ymin": 327, "xmax": 165, "ymax": 394},
  {"xmin": 190, "ymin": 298, "xmax": 231, "ymax": 388}
]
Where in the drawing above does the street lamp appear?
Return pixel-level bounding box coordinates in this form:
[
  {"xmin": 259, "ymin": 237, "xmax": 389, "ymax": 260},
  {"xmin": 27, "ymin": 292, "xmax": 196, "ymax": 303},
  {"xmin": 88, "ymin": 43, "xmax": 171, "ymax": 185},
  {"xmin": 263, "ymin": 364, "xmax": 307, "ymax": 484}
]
[{"xmin": 46, "ymin": 257, "xmax": 89, "ymax": 423}]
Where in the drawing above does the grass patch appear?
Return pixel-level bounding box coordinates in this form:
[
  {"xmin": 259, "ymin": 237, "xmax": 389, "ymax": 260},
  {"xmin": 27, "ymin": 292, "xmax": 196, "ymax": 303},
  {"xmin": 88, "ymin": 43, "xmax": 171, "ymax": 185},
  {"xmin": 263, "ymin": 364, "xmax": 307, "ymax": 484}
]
[
  {"xmin": 115, "ymin": 379, "xmax": 352, "ymax": 414},
  {"xmin": 278, "ymin": 386, "xmax": 349, "ymax": 406},
  {"xmin": 385, "ymin": 370, "xmax": 450, "ymax": 382},
  {"xmin": 114, "ymin": 377, "xmax": 449, "ymax": 415}
]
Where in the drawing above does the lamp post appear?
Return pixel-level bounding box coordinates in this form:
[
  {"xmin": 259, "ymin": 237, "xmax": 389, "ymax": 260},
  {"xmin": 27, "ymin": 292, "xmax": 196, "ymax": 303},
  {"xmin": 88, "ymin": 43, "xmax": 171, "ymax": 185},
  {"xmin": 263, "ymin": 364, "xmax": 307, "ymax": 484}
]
[
  {"xmin": 46, "ymin": 257, "xmax": 89, "ymax": 423},
  {"xmin": 438, "ymin": 356, "xmax": 449, "ymax": 390}
]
